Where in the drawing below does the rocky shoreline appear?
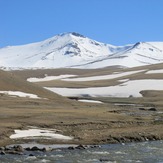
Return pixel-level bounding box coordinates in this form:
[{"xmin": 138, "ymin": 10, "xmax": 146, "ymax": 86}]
[
  {"xmin": 0, "ymin": 120, "xmax": 163, "ymax": 156},
  {"xmin": 0, "ymin": 144, "xmax": 100, "ymax": 156},
  {"xmin": 98, "ymin": 134, "xmax": 162, "ymax": 144},
  {"xmin": 0, "ymin": 133, "xmax": 163, "ymax": 156},
  {"xmin": 0, "ymin": 92, "xmax": 163, "ymax": 156},
  {"xmin": 0, "ymin": 135, "xmax": 163, "ymax": 156}
]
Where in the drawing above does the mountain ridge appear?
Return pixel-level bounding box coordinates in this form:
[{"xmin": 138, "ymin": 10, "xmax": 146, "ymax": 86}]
[{"xmin": 0, "ymin": 32, "xmax": 163, "ymax": 70}]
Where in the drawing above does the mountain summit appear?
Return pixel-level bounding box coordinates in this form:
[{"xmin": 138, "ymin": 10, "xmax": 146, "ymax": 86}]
[{"xmin": 0, "ymin": 32, "xmax": 163, "ymax": 69}]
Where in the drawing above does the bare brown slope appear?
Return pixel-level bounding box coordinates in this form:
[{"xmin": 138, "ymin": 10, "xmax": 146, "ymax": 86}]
[
  {"xmin": 16, "ymin": 63, "xmax": 163, "ymax": 89},
  {"xmin": 0, "ymin": 69, "xmax": 69, "ymax": 102},
  {"xmin": 12, "ymin": 67, "xmax": 122, "ymax": 80}
]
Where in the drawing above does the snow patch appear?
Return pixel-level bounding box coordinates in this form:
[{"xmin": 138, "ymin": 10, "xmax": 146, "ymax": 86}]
[
  {"xmin": 62, "ymin": 70, "xmax": 145, "ymax": 82},
  {"xmin": 78, "ymin": 99, "xmax": 103, "ymax": 104},
  {"xmin": 0, "ymin": 91, "xmax": 40, "ymax": 99},
  {"xmin": 146, "ymin": 69, "xmax": 163, "ymax": 74},
  {"xmin": 45, "ymin": 79, "xmax": 163, "ymax": 98},
  {"xmin": 27, "ymin": 74, "xmax": 77, "ymax": 82},
  {"xmin": 10, "ymin": 128, "xmax": 73, "ymax": 140}
]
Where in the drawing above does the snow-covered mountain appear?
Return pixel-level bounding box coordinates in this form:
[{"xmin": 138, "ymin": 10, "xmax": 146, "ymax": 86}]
[{"xmin": 0, "ymin": 32, "xmax": 163, "ymax": 69}]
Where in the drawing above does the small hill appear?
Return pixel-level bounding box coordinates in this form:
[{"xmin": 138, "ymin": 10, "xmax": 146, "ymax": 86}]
[{"xmin": 0, "ymin": 69, "xmax": 69, "ymax": 102}]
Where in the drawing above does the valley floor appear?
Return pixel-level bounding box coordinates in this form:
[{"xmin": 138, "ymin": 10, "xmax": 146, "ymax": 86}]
[
  {"xmin": 1, "ymin": 65, "xmax": 163, "ymax": 146},
  {"xmin": 0, "ymin": 95, "xmax": 163, "ymax": 147}
]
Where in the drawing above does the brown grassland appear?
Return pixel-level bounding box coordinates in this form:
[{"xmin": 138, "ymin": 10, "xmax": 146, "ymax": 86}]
[{"xmin": 0, "ymin": 64, "xmax": 163, "ymax": 146}]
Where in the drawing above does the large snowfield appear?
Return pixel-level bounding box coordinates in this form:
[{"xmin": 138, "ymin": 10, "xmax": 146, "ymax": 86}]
[{"xmin": 45, "ymin": 79, "xmax": 163, "ymax": 98}]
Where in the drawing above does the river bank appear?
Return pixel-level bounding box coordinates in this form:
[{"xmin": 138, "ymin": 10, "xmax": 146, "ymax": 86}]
[
  {"xmin": 0, "ymin": 121, "xmax": 163, "ymax": 149},
  {"xmin": 0, "ymin": 95, "xmax": 163, "ymax": 148}
]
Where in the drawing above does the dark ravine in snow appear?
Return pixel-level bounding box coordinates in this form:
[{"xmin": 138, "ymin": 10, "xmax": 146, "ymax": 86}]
[{"xmin": 0, "ymin": 32, "xmax": 163, "ymax": 70}]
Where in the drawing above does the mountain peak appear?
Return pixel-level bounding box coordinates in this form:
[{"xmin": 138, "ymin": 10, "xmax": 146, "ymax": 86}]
[
  {"xmin": 0, "ymin": 32, "xmax": 163, "ymax": 70},
  {"xmin": 70, "ymin": 32, "xmax": 86, "ymax": 38},
  {"xmin": 133, "ymin": 42, "xmax": 145, "ymax": 48},
  {"xmin": 58, "ymin": 32, "xmax": 86, "ymax": 38}
]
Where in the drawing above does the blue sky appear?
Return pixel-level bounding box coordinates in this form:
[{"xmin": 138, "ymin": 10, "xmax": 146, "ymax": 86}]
[{"xmin": 0, "ymin": 0, "xmax": 163, "ymax": 47}]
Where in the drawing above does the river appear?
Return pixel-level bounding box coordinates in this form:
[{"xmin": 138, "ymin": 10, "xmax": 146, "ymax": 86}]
[{"xmin": 0, "ymin": 141, "xmax": 163, "ymax": 163}]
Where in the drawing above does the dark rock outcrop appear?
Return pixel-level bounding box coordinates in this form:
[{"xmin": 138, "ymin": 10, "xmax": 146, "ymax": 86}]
[{"xmin": 148, "ymin": 108, "xmax": 157, "ymax": 111}]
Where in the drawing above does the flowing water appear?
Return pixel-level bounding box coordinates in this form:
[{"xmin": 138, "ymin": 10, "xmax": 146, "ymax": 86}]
[{"xmin": 0, "ymin": 141, "xmax": 163, "ymax": 163}]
